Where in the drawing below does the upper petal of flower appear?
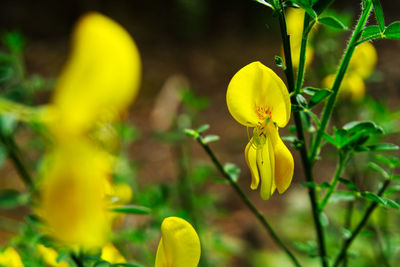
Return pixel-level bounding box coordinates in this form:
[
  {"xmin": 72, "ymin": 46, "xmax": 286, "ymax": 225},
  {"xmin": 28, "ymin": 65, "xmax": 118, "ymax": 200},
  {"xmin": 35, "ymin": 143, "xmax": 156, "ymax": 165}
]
[
  {"xmin": 50, "ymin": 12, "xmax": 141, "ymax": 137},
  {"xmin": 155, "ymin": 217, "xmax": 201, "ymax": 267},
  {"xmin": 226, "ymin": 62, "xmax": 290, "ymax": 127}
]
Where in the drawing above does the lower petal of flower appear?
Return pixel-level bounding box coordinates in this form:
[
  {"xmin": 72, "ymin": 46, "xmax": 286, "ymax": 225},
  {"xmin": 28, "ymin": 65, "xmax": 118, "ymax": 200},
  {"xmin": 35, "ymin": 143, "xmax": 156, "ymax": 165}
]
[
  {"xmin": 245, "ymin": 140, "xmax": 260, "ymax": 190},
  {"xmin": 256, "ymin": 138, "xmax": 275, "ymax": 200},
  {"xmin": 269, "ymin": 125, "xmax": 294, "ymax": 194}
]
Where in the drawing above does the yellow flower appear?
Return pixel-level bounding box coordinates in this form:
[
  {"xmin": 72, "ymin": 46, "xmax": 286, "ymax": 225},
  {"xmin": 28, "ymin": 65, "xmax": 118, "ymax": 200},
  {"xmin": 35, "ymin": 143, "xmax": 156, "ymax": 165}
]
[
  {"xmin": 155, "ymin": 217, "xmax": 201, "ymax": 267},
  {"xmin": 322, "ymin": 42, "xmax": 376, "ymax": 101},
  {"xmin": 226, "ymin": 62, "xmax": 294, "ymax": 200},
  {"xmin": 36, "ymin": 245, "xmax": 69, "ymax": 267},
  {"xmin": 285, "ymin": 8, "xmax": 315, "ymax": 68},
  {"xmin": 38, "ymin": 139, "xmax": 112, "ymax": 249},
  {"xmin": 47, "ymin": 12, "xmax": 141, "ymax": 139},
  {"xmin": 348, "ymin": 42, "xmax": 377, "ymax": 79},
  {"xmin": 101, "ymin": 243, "xmax": 126, "ymax": 264},
  {"xmin": 0, "ymin": 247, "xmax": 24, "ymax": 267},
  {"xmin": 323, "ymin": 73, "xmax": 365, "ymax": 101}
]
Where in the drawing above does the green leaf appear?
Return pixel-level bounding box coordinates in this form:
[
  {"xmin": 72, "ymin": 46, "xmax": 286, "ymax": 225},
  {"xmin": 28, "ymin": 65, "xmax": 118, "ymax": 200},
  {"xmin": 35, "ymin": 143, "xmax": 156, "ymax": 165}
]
[
  {"xmin": 330, "ymin": 191, "xmax": 356, "ymax": 203},
  {"xmin": 343, "ymin": 121, "xmax": 384, "ymax": 135},
  {"xmin": 196, "ymin": 124, "xmax": 210, "ymax": 134},
  {"xmin": 318, "ymin": 16, "xmax": 348, "ymax": 30},
  {"xmin": 296, "ymin": 94, "xmax": 308, "ymax": 108},
  {"xmin": 338, "ymin": 178, "xmax": 358, "ymax": 192},
  {"xmin": 384, "ymin": 21, "xmax": 400, "ymax": 40},
  {"xmin": 292, "ymin": 1, "xmax": 317, "ymax": 18},
  {"xmin": 320, "ymin": 182, "xmax": 331, "ymax": 189},
  {"xmin": 372, "ymin": 0, "xmax": 385, "ymax": 32},
  {"xmin": 367, "ymin": 143, "xmax": 399, "ymax": 151},
  {"xmin": 368, "ymin": 162, "xmax": 389, "ymax": 179},
  {"xmin": 308, "ymin": 89, "xmax": 332, "ymax": 108},
  {"xmin": 375, "ymin": 154, "xmax": 400, "ymax": 168},
  {"xmin": 252, "ymin": 0, "xmax": 275, "ymax": 9},
  {"xmin": 381, "ymin": 197, "xmax": 400, "ymax": 209},
  {"xmin": 361, "ymin": 25, "xmax": 381, "ymax": 39},
  {"xmin": 184, "ymin": 128, "xmax": 198, "ymax": 138},
  {"xmin": 334, "ymin": 128, "xmax": 348, "ymax": 146},
  {"xmin": 224, "ymin": 163, "xmax": 240, "ymax": 183},
  {"xmin": 319, "ymin": 212, "xmax": 329, "ymax": 227},
  {"xmin": 0, "ymin": 190, "xmax": 28, "ymax": 209},
  {"xmin": 275, "ymin": 55, "xmax": 286, "ymax": 70},
  {"xmin": 112, "ymin": 205, "xmax": 151, "ymax": 215},
  {"xmin": 384, "ymin": 185, "xmax": 400, "ymax": 196},
  {"xmin": 322, "ymin": 133, "xmax": 337, "ymax": 146},
  {"xmin": 203, "ymin": 134, "xmax": 220, "ymax": 144},
  {"xmin": 361, "ymin": 192, "xmax": 386, "ymax": 205}
]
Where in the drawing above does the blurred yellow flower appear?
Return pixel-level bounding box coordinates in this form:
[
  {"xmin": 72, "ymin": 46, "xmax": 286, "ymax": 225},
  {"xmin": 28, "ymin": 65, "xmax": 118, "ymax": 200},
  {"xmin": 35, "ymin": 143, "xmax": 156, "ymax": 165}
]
[
  {"xmin": 0, "ymin": 247, "xmax": 24, "ymax": 267},
  {"xmin": 348, "ymin": 42, "xmax": 377, "ymax": 78},
  {"xmin": 285, "ymin": 8, "xmax": 315, "ymax": 68},
  {"xmin": 323, "ymin": 42, "xmax": 377, "ymax": 101},
  {"xmin": 38, "ymin": 139, "xmax": 112, "ymax": 249},
  {"xmin": 101, "ymin": 243, "xmax": 126, "ymax": 264},
  {"xmin": 47, "ymin": 12, "xmax": 141, "ymax": 139},
  {"xmin": 155, "ymin": 217, "xmax": 201, "ymax": 267},
  {"xmin": 226, "ymin": 62, "xmax": 294, "ymax": 200},
  {"xmin": 36, "ymin": 244, "xmax": 69, "ymax": 267}
]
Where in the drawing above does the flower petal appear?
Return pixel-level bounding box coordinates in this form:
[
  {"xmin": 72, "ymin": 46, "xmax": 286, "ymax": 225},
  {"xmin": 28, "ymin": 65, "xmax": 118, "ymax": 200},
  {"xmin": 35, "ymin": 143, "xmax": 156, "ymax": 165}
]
[
  {"xmin": 155, "ymin": 217, "xmax": 201, "ymax": 267},
  {"xmin": 256, "ymin": 137, "xmax": 275, "ymax": 200},
  {"xmin": 226, "ymin": 62, "xmax": 290, "ymax": 128},
  {"xmin": 245, "ymin": 140, "xmax": 260, "ymax": 190},
  {"xmin": 51, "ymin": 12, "xmax": 141, "ymax": 137},
  {"xmin": 349, "ymin": 42, "xmax": 377, "ymax": 79},
  {"xmin": 269, "ymin": 125, "xmax": 294, "ymax": 194}
]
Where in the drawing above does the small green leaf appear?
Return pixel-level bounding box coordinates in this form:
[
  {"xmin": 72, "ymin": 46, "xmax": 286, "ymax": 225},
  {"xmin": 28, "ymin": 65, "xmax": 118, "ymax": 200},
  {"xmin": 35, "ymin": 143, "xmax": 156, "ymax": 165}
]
[
  {"xmin": 361, "ymin": 25, "xmax": 381, "ymax": 39},
  {"xmin": 384, "ymin": 21, "xmax": 400, "ymax": 40},
  {"xmin": 384, "ymin": 185, "xmax": 400, "ymax": 196},
  {"xmin": 112, "ymin": 205, "xmax": 151, "ymax": 215},
  {"xmin": 0, "ymin": 190, "xmax": 28, "ymax": 209},
  {"xmin": 318, "ymin": 16, "xmax": 348, "ymax": 30},
  {"xmin": 375, "ymin": 154, "xmax": 400, "ymax": 168},
  {"xmin": 367, "ymin": 143, "xmax": 399, "ymax": 151},
  {"xmin": 224, "ymin": 163, "xmax": 240, "ymax": 183},
  {"xmin": 338, "ymin": 178, "xmax": 358, "ymax": 192},
  {"xmin": 196, "ymin": 124, "xmax": 210, "ymax": 134},
  {"xmin": 343, "ymin": 121, "xmax": 383, "ymax": 135},
  {"xmin": 252, "ymin": 0, "xmax": 275, "ymax": 9},
  {"xmin": 212, "ymin": 177, "xmax": 229, "ymax": 184},
  {"xmin": 322, "ymin": 133, "xmax": 337, "ymax": 146},
  {"xmin": 330, "ymin": 191, "xmax": 356, "ymax": 203},
  {"xmin": 275, "ymin": 55, "xmax": 286, "ymax": 70},
  {"xmin": 368, "ymin": 162, "xmax": 389, "ymax": 179},
  {"xmin": 372, "ymin": 0, "xmax": 385, "ymax": 32},
  {"xmin": 296, "ymin": 94, "xmax": 308, "ymax": 108},
  {"xmin": 184, "ymin": 128, "xmax": 198, "ymax": 138},
  {"xmin": 319, "ymin": 212, "xmax": 329, "ymax": 227},
  {"xmin": 334, "ymin": 128, "xmax": 348, "ymax": 147},
  {"xmin": 381, "ymin": 197, "xmax": 400, "ymax": 209},
  {"xmin": 308, "ymin": 89, "xmax": 332, "ymax": 108},
  {"xmin": 293, "ymin": 1, "xmax": 317, "ymax": 18},
  {"xmin": 361, "ymin": 192, "xmax": 386, "ymax": 205},
  {"xmin": 203, "ymin": 135, "xmax": 220, "ymax": 144}
]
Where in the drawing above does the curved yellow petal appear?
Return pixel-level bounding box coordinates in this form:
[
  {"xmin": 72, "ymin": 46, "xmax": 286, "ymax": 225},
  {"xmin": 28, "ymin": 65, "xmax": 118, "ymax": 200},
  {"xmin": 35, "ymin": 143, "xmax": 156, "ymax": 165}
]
[
  {"xmin": 245, "ymin": 140, "xmax": 260, "ymax": 190},
  {"xmin": 39, "ymin": 139, "xmax": 111, "ymax": 249},
  {"xmin": 226, "ymin": 62, "xmax": 290, "ymax": 128},
  {"xmin": 349, "ymin": 42, "xmax": 377, "ymax": 79},
  {"xmin": 256, "ymin": 137, "xmax": 275, "ymax": 200},
  {"xmin": 101, "ymin": 243, "xmax": 126, "ymax": 264},
  {"xmin": 268, "ymin": 124, "xmax": 294, "ymax": 194},
  {"xmin": 155, "ymin": 217, "xmax": 201, "ymax": 267},
  {"xmin": 50, "ymin": 12, "xmax": 141, "ymax": 137},
  {"xmin": 0, "ymin": 247, "xmax": 24, "ymax": 267}
]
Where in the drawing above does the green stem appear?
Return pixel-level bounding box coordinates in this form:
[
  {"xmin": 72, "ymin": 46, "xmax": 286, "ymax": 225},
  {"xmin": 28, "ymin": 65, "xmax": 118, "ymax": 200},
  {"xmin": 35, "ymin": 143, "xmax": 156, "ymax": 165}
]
[
  {"xmin": 319, "ymin": 152, "xmax": 348, "ymax": 211},
  {"xmin": 277, "ymin": 3, "xmax": 328, "ymax": 266},
  {"xmin": 71, "ymin": 253, "xmax": 84, "ymax": 267},
  {"xmin": 332, "ymin": 179, "xmax": 391, "ymax": 267},
  {"xmin": 194, "ymin": 135, "xmax": 301, "ymax": 267},
  {"xmin": 294, "ymin": 13, "xmax": 313, "ymax": 95},
  {"xmin": 309, "ymin": 1, "xmax": 373, "ymax": 162}
]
